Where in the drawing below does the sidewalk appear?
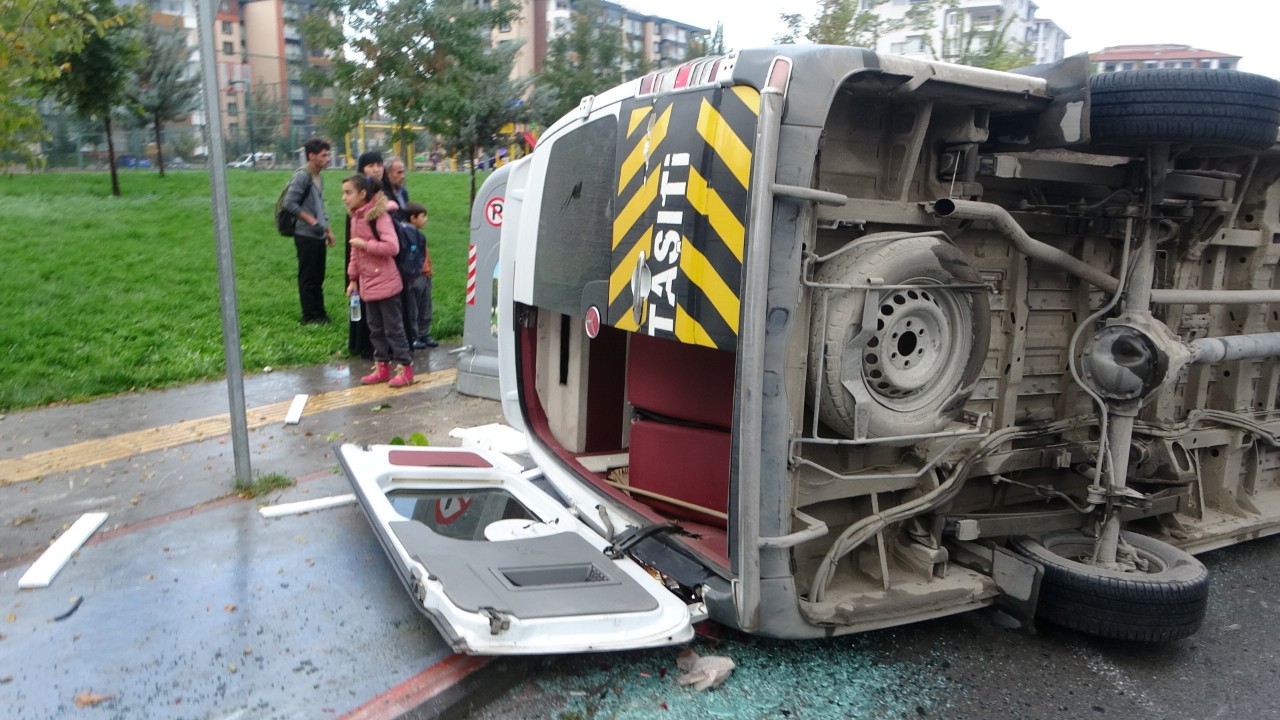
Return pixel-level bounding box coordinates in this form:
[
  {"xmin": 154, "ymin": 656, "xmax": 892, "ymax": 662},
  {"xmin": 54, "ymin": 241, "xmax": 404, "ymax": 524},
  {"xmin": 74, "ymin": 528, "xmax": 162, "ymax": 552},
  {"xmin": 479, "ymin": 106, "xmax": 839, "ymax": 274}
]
[{"xmin": 0, "ymin": 344, "xmax": 517, "ymax": 719}]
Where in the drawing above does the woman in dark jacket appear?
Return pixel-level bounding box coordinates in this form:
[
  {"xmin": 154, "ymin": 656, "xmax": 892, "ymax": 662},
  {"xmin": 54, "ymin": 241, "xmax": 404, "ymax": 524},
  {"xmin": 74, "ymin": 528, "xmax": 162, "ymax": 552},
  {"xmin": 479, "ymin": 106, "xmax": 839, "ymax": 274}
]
[{"xmin": 345, "ymin": 150, "xmax": 385, "ymax": 359}]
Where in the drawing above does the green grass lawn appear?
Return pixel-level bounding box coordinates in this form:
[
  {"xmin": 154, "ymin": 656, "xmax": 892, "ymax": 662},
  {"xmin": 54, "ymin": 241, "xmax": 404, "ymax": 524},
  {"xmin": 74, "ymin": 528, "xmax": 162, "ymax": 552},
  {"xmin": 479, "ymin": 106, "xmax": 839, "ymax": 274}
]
[{"xmin": 0, "ymin": 168, "xmax": 485, "ymax": 411}]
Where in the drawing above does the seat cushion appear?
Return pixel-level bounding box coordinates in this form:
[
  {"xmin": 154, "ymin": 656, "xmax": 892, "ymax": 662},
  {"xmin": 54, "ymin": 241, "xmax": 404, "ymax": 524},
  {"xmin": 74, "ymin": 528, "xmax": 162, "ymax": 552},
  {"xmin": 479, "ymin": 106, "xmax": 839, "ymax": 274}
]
[
  {"xmin": 627, "ymin": 419, "xmax": 730, "ymax": 528},
  {"xmin": 626, "ymin": 333, "xmax": 735, "ymax": 428}
]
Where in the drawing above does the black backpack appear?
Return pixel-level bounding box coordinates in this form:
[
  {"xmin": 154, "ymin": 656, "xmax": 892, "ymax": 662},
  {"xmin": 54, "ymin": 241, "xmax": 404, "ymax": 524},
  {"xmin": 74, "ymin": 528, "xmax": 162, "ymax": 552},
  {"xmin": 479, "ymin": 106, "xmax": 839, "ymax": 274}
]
[
  {"xmin": 369, "ymin": 218, "xmax": 425, "ymax": 284},
  {"xmin": 275, "ymin": 171, "xmax": 312, "ymax": 236}
]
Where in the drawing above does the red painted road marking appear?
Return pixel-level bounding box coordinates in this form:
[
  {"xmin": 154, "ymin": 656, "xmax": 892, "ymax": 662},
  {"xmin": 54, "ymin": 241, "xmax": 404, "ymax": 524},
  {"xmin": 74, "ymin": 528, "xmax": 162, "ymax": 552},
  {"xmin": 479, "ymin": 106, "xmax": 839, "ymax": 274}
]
[{"xmin": 338, "ymin": 653, "xmax": 492, "ymax": 720}]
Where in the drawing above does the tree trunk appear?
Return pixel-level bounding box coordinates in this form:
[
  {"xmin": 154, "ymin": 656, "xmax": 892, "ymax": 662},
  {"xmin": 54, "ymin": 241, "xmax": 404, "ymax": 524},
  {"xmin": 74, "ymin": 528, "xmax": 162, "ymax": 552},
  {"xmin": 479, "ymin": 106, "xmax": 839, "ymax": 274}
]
[
  {"xmin": 105, "ymin": 116, "xmax": 120, "ymax": 197},
  {"xmin": 154, "ymin": 117, "xmax": 166, "ymax": 177},
  {"xmin": 469, "ymin": 143, "xmax": 478, "ymax": 207}
]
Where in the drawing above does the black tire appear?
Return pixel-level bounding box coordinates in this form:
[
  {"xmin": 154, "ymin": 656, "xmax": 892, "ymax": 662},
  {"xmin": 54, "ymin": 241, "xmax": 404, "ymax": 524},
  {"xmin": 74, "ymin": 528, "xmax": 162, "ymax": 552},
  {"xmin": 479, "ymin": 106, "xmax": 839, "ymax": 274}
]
[
  {"xmin": 1010, "ymin": 530, "xmax": 1209, "ymax": 642},
  {"xmin": 1088, "ymin": 69, "xmax": 1280, "ymax": 156},
  {"xmin": 808, "ymin": 235, "xmax": 990, "ymax": 442}
]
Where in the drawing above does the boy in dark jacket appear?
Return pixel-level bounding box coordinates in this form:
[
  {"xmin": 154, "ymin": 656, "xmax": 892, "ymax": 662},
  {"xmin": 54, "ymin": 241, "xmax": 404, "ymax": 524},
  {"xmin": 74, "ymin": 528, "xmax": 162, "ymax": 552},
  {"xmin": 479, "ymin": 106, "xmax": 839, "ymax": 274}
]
[{"xmin": 401, "ymin": 202, "xmax": 437, "ymax": 349}]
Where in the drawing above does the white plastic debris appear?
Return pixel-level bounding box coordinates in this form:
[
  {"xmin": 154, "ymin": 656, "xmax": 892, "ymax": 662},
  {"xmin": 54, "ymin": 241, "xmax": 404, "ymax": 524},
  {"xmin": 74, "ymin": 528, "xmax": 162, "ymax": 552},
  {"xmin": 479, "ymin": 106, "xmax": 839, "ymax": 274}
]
[
  {"xmin": 675, "ymin": 648, "xmax": 735, "ymax": 691},
  {"xmin": 19, "ymin": 513, "xmax": 108, "ymax": 589},
  {"xmin": 258, "ymin": 494, "xmax": 356, "ymax": 518},
  {"xmin": 448, "ymin": 423, "xmax": 528, "ymax": 456},
  {"xmin": 283, "ymin": 394, "xmax": 309, "ymax": 425}
]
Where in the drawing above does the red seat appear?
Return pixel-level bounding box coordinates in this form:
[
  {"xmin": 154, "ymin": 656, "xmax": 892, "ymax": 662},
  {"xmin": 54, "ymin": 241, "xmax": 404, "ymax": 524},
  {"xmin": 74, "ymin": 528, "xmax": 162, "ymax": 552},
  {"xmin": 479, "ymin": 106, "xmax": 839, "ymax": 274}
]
[
  {"xmin": 626, "ymin": 333, "xmax": 735, "ymax": 428},
  {"xmin": 625, "ymin": 335, "xmax": 736, "ymax": 528},
  {"xmin": 627, "ymin": 419, "xmax": 730, "ymax": 527}
]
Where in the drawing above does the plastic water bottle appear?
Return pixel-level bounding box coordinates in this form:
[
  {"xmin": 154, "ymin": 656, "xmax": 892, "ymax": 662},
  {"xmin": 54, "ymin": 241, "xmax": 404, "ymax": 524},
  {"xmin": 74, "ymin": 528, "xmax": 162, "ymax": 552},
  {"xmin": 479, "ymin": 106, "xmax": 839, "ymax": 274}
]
[{"xmin": 349, "ymin": 292, "xmax": 362, "ymax": 322}]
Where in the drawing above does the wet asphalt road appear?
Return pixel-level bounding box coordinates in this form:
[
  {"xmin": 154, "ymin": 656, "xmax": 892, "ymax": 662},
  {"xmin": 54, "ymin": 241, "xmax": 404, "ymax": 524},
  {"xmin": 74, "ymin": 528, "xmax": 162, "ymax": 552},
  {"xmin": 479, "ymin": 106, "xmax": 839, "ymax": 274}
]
[
  {"xmin": 0, "ymin": 354, "xmax": 508, "ymax": 719},
  {"xmin": 465, "ymin": 534, "xmax": 1280, "ymax": 720},
  {"xmin": 5, "ymin": 353, "xmax": 1277, "ymax": 719}
]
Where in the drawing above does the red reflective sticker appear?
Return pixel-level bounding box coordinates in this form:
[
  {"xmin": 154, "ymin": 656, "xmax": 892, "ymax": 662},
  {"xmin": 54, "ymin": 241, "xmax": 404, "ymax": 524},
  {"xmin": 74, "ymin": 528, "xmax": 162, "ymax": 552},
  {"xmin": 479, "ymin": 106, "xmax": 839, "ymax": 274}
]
[
  {"xmin": 388, "ymin": 450, "xmax": 492, "ymax": 468},
  {"xmin": 674, "ymin": 64, "xmax": 693, "ymax": 89}
]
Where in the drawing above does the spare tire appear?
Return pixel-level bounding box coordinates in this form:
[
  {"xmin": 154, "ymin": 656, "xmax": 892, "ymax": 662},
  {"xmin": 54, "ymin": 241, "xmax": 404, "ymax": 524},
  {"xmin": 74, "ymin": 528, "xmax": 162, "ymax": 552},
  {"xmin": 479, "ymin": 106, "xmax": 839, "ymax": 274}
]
[
  {"xmin": 1011, "ymin": 530, "xmax": 1209, "ymax": 642},
  {"xmin": 809, "ymin": 235, "xmax": 989, "ymax": 442},
  {"xmin": 1088, "ymin": 69, "xmax": 1280, "ymax": 156}
]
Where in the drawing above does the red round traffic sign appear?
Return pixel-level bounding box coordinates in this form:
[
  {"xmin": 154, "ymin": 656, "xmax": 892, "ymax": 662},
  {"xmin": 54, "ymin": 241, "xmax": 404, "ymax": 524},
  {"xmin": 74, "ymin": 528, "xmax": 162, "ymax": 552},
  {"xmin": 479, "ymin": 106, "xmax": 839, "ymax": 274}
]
[{"xmin": 484, "ymin": 196, "xmax": 504, "ymax": 227}]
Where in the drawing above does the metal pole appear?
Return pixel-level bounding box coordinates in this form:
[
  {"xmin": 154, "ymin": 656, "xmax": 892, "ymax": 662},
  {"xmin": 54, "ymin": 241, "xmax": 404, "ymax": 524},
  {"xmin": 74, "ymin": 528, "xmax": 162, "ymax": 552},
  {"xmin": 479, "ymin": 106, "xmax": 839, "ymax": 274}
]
[{"xmin": 196, "ymin": 0, "xmax": 252, "ymax": 483}]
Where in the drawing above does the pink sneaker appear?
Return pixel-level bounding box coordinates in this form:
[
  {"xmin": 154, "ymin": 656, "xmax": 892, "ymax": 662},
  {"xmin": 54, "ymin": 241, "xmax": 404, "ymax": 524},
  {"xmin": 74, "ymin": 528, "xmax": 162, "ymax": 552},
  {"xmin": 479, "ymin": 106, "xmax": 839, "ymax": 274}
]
[
  {"xmin": 361, "ymin": 362, "xmax": 391, "ymax": 384},
  {"xmin": 389, "ymin": 363, "xmax": 415, "ymax": 388}
]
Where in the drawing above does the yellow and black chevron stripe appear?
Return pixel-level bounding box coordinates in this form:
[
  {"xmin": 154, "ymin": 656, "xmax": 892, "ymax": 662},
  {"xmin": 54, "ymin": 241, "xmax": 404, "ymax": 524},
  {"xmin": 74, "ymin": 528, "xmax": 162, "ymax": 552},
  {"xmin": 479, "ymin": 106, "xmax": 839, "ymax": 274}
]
[{"xmin": 607, "ymin": 85, "xmax": 760, "ymax": 351}]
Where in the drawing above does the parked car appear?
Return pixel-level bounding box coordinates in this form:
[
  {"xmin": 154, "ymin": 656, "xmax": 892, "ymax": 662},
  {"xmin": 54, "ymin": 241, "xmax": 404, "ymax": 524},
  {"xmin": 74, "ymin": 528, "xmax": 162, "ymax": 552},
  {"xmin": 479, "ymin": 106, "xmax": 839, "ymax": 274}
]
[
  {"xmin": 342, "ymin": 46, "xmax": 1280, "ymax": 654},
  {"xmin": 227, "ymin": 152, "xmax": 274, "ymax": 168},
  {"xmin": 114, "ymin": 155, "xmax": 151, "ymax": 169}
]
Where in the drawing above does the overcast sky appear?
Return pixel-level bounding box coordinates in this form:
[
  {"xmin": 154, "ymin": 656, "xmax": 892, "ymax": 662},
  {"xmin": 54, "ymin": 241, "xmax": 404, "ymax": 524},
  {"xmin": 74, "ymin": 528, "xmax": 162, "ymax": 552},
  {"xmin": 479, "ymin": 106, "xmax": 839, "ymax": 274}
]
[{"xmin": 628, "ymin": 0, "xmax": 1280, "ymax": 80}]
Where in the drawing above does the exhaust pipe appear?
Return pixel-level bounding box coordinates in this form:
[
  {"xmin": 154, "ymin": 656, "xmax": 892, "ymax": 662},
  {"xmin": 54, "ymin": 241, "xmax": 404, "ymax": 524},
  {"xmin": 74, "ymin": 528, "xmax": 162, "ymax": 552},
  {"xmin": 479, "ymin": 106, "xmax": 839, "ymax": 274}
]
[
  {"xmin": 932, "ymin": 198, "xmax": 1121, "ymax": 293},
  {"xmin": 933, "ymin": 198, "xmax": 1280, "ymax": 305}
]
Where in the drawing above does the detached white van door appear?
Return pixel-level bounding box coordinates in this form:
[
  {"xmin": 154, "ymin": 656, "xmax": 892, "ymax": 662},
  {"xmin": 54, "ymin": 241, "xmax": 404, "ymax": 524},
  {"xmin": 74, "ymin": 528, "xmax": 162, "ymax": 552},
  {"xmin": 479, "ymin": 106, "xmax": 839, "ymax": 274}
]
[{"xmin": 337, "ymin": 443, "xmax": 694, "ymax": 655}]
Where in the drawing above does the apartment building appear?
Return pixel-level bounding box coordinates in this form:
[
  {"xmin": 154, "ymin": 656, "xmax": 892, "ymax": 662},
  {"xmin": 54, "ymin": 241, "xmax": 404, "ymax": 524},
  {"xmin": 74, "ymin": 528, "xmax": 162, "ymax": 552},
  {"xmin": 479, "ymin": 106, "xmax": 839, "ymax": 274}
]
[
  {"xmin": 1090, "ymin": 44, "xmax": 1241, "ymax": 74},
  {"xmin": 1025, "ymin": 11, "xmax": 1067, "ymax": 65},
  {"xmin": 132, "ymin": 0, "xmax": 330, "ymax": 151},
  {"xmin": 494, "ymin": 0, "xmax": 708, "ymax": 80},
  {"xmin": 240, "ymin": 0, "xmax": 332, "ymax": 141},
  {"xmin": 131, "ymin": 0, "xmax": 246, "ymax": 145},
  {"xmin": 874, "ymin": 0, "xmax": 1068, "ymax": 66},
  {"xmin": 81, "ymin": 0, "xmax": 693, "ymax": 162}
]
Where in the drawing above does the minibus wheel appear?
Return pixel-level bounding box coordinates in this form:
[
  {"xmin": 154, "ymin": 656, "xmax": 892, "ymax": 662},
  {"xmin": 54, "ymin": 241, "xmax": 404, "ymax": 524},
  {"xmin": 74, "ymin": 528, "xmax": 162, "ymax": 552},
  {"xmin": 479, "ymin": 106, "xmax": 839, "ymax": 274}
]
[
  {"xmin": 1088, "ymin": 69, "xmax": 1280, "ymax": 156},
  {"xmin": 1010, "ymin": 530, "xmax": 1209, "ymax": 642},
  {"xmin": 810, "ymin": 235, "xmax": 989, "ymax": 442}
]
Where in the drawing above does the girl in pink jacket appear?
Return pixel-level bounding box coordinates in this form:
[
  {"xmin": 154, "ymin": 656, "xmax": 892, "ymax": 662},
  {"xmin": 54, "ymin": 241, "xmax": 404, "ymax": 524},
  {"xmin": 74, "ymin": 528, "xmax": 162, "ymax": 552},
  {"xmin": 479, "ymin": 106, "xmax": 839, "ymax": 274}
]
[{"xmin": 343, "ymin": 174, "xmax": 413, "ymax": 387}]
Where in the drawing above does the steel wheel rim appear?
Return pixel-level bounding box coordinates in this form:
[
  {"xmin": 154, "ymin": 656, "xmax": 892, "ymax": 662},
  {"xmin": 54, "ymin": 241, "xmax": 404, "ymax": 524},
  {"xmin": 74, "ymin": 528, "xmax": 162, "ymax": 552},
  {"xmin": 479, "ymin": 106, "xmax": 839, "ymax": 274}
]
[{"xmin": 855, "ymin": 281, "xmax": 970, "ymax": 413}]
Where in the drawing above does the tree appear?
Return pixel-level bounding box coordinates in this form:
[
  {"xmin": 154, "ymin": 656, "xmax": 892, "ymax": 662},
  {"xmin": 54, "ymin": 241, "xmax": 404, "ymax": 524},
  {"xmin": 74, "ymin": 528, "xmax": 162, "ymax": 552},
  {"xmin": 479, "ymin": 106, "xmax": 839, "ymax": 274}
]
[
  {"xmin": 0, "ymin": 0, "xmax": 124, "ymax": 166},
  {"xmin": 436, "ymin": 41, "xmax": 528, "ymax": 202},
  {"xmin": 128, "ymin": 21, "xmax": 200, "ymax": 176},
  {"xmin": 247, "ymin": 83, "xmax": 285, "ymax": 159},
  {"xmin": 775, "ymin": 13, "xmax": 805, "ymax": 45},
  {"xmin": 808, "ymin": 0, "xmax": 860, "ymax": 45},
  {"xmin": 46, "ymin": 0, "xmax": 143, "ymax": 194},
  {"xmin": 777, "ymin": 0, "xmax": 1032, "ymax": 71},
  {"xmin": 301, "ymin": 0, "xmax": 522, "ymax": 158},
  {"xmin": 902, "ymin": 0, "xmax": 950, "ymax": 60},
  {"xmin": 709, "ymin": 23, "xmax": 727, "ymax": 56},
  {"xmin": 778, "ymin": 1, "xmax": 903, "ymax": 49},
  {"xmin": 946, "ymin": 14, "xmax": 1033, "ymax": 70},
  {"xmin": 532, "ymin": 0, "xmax": 629, "ymax": 125},
  {"xmin": 686, "ymin": 21, "xmax": 725, "ymax": 58}
]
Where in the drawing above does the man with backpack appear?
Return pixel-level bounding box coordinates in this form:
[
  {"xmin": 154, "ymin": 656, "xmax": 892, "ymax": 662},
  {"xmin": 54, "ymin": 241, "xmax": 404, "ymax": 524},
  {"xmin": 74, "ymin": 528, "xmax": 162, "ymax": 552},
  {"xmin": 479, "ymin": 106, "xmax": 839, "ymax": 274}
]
[{"xmin": 281, "ymin": 138, "xmax": 336, "ymax": 324}]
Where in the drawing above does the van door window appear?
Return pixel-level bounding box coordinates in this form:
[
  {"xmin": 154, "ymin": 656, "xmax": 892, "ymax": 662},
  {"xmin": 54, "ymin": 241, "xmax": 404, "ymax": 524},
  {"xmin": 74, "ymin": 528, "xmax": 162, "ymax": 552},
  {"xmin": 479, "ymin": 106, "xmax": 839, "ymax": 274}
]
[{"xmin": 533, "ymin": 115, "xmax": 619, "ymax": 318}]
